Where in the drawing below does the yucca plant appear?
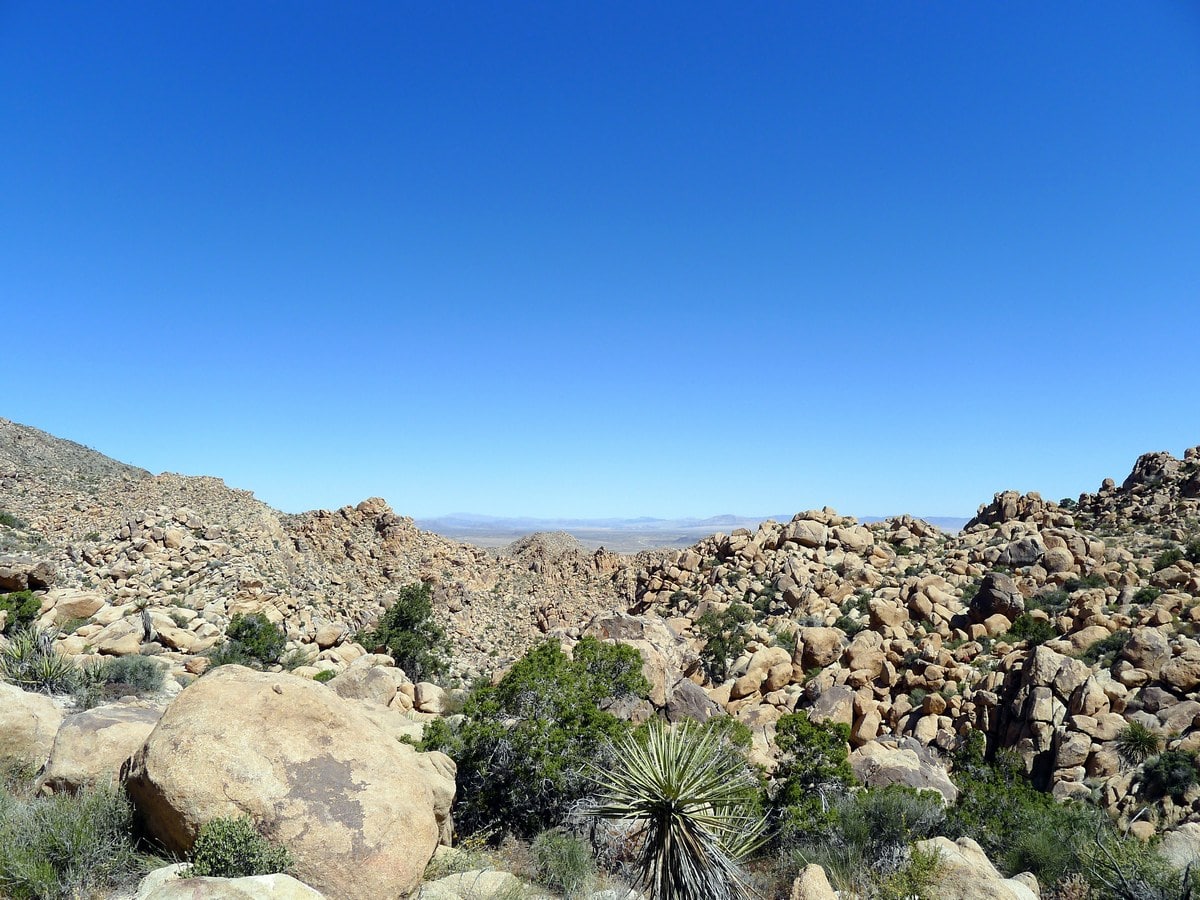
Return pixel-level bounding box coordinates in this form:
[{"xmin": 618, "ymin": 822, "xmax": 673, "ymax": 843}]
[
  {"xmin": 0, "ymin": 628, "xmax": 80, "ymax": 694},
  {"xmin": 1116, "ymin": 722, "xmax": 1161, "ymax": 767},
  {"xmin": 587, "ymin": 718, "xmax": 767, "ymax": 900}
]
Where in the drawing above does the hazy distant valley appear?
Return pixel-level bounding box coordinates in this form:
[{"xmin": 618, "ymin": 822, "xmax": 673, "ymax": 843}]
[{"xmin": 416, "ymin": 512, "xmax": 972, "ymax": 553}]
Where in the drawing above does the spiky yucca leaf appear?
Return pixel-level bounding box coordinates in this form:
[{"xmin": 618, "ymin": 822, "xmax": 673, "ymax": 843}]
[
  {"xmin": 588, "ymin": 719, "xmax": 766, "ymax": 900},
  {"xmin": 0, "ymin": 627, "xmax": 80, "ymax": 694}
]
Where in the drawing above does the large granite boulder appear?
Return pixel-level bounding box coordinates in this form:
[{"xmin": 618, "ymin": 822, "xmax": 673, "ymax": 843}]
[
  {"xmin": 122, "ymin": 666, "xmax": 455, "ymax": 900},
  {"xmin": 850, "ymin": 737, "xmax": 958, "ymax": 805},
  {"xmin": 0, "ymin": 681, "xmax": 65, "ymax": 768},
  {"xmin": 135, "ymin": 864, "xmax": 326, "ymax": 899},
  {"xmin": 38, "ymin": 701, "xmax": 162, "ymax": 793}
]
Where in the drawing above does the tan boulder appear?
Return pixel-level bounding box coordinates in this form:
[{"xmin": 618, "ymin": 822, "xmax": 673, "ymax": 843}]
[
  {"xmin": 1122, "ymin": 627, "xmax": 1171, "ymax": 675},
  {"xmin": 1042, "ymin": 546, "xmax": 1075, "ymax": 575},
  {"xmin": 790, "ymin": 864, "xmax": 838, "ymax": 900},
  {"xmin": 850, "ymin": 738, "xmax": 958, "ymax": 805},
  {"xmin": 1162, "ymin": 651, "xmax": 1200, "ymax": 693},
  {"xmin": 326, "ymin": 654, "xmax": 409, "ymax": 707},
  {"xmin": 135, "ymin": 864, "xmax": 326, "ymax": 899},
  {"xmin": 917, "ymin": 836, "xmax": 1039, "ymax": 899},
  {"xmin": 797, "ymin": 627, "xmax": 844, "ymax": 669},
  {"xmin": 313, "ymin": 623, "xmax": 345, "ymax": 649},
  {"xmin": 419, "ymin": 870, "xmax": 525, "ymax": 900},
  {"xmin": 1160, "ymin": 822, "xmax": 1200, "ymax": 871},
  {"xmin": 46, "ymin": 589, "xmax": 105, "ymax": 625},
  {"xmin": 122, "ymin": 666, "xmax": 453, "ymax": 900},
  {"xmin": 93, "ymin": 617, "xmax": 144, "ymax": 656},
  {"xmin": 39, "ymin": 701, "xmax": 162, "ymax": 793},
  {"xmin": 0, "ymin": 682, "xmax": 65, "ymax": 768}
]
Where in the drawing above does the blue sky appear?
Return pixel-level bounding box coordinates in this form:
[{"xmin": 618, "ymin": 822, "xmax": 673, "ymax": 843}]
[{"xmin": 2, "ymin": 3, "xmax": 1198, "ymax": 519}]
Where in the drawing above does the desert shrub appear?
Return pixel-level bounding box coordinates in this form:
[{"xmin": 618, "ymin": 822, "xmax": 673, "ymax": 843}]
[
  {"xmin": 1153, "ymin": 548, "xmax": 1183, "ymax": 572},
  {"xmin": 1028, "ymin": 589, "xmax": 1071, "ymax": 616},
  {"xmin": 695, "ymin": 603, "xmax": 754, "ymax": 683},
  {"xmin": 782, "ymin": 787, "xmax": 944, "ymax": 898},
  {"xmin": 313, "ymin": 669, "xmax": 336, "ymax": 683},
  {"xmin": 358, "ymin": 582, "xmax": 448, "ymax": 682},
  {"xmin": 0, "ymin": 511, "xmax": 25, "ymax": 529},
  {"xmin": 588, "ymin": 718, "xmax": 766, "ymax": 900},
  {"xmin": 531, "ymin": 828, "xmax": 595, "ymax": 898},
  {"xmin": 1065, "ymin": 574, "xmax": 1108, "ymax": 592},
  {"xmin": 1141, "ymin": 750, "xmax": 1200, "ymax": 801},
  {"xmin": 876, "ymin": 844, "xmax": 944, "ymax": 900},
  {"xmin": 1085, "ymin": 826, "xmax": 1200, "ymax": 899},
  {"xmin": 206, "ymin": 613, "xmax": 285, "ymax": 670},
  {"xmin": 1115, "ymin": 723, "xmax": 1161, "ymax": 767},
  {"xmin": 74, "ymin": 655, "xmax": 167, "ymax": 709},
  {"xmin": 0, "ymin": 628, "xmax": 80, "ymax": 694},
  {"xmin": 188, "ymin": 816, "xmax": 292, "ymax": 878},
  {"xmin": 1131, "ymin": 587, "xmax": 1161, "ymax": 605},
  {"xmin": 1186, "ymin": 539, "xmax": 1200, "ymax": 565},
  {"xmin": 1081, "ymin": 630, "xmax": 1130, "ymax": 665},
  {"xmin": 771, "ymin": 712, "xmax": 857, "ymax": 845},
  {"xmin": 422, "ymin": 637, "xmax": 649, "ymax": 839},
  {"xmin": 0, "ymin": 591, "xmax": 41, "ymax": 635},
  {"xmin": 946, "ymin": 737, "xmax": 1103, "ymax": 885},
  {"xmin": 1005, "ymin": 614, "xmax": 1058, "ymax": 647},
  {"xmin": 833, "ymin": 614, "xmax": 864, "ymax": 637},
  {"xmin": 0, "ymin": 781, "xmax": 148, "ymax": 899},
  {"xmin": 94, "ymin": 655, "xmax": 165, "ymax": 693}
]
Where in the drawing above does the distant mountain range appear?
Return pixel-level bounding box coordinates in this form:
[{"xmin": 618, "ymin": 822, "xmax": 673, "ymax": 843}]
[{"xmin": 415, "ymin": 512, "xmax": 972, "ymax": 552}]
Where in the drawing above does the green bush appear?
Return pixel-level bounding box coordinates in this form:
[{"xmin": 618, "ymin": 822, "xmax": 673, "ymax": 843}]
[
  {"xmin": 771, "ymin": 711, "xmax": 857, "ymax": 844},
  {"xmin": 1081, "ymin": 630, "xmax": 1130, "ymax": 665},
  {"xmin": 1153, "ymin": 548, "xmax": 1184, "ymax": 572},
  {"xmin": 75, "ymin": 655, "xmax": 167, "ymax": 708},
  {"xmin": 695, "ymin": 603, "xmax": 754, "ymax": 683},
  {"xmin": 422, "ymin": 637, "xmax": 648, "ymax": 839},
  {"xmin": 188, "ymin": 816, "xmax": 292, "ymax": 878},
  {"xmin": 1132, "ymin": 587, "xmax": 1162, "ymax": 605},
  {"xmin": 783, "ymin": 787, "xmax": 945, "ymax": 898},
  {"xmin": 0, "ymin": 592, "xmax": 41, "ymax": 635},
  {"xmin": 1084, "ymin": 827, "xmax": 1200, "ymax": 898},
  {"xmin": 832, "ymin": 614, "xmax": 865, "ymax": 637},
  {"xmin": 358, "ymin": 582, "xmax": 448, "ymax": 683},
  {"xmin": 0, "ymin": 628, "xmax": 80, "ymax": 694},
  {"xmin": 1005, "ymin": 614, "xmax": 1057, "ymax": 647},
  {"xmin": 207, "ymin": 613, "xmax": 286, "ymax": 671},
  {"xmin": 313, "ymin": 669, "xmax": 336, "ymax": 683},
  {"xmin": 531, "ymin": 828, "xmax": 595, "ymax": 898},
  {"xmin": 0, "ymin": 511, "xmax": 24, "ymax": 529},
  {"xmin": 1064, "ymin": 573, "xmax": 1107, "ymax": 592},
  {"xmin": 1027, "ymin": 590, "xmax": 1070, "ymax": 616},
  {"xmin": 946, "ymin": 737, "xmax": 1103, "ymax": 885},
  {"xmin": 1141, "ymin": 750, "xmax": 1200, "ymax": 800},
  {"xmin": 0, "ymin": 781, "xmax": 149, "ymax": 899},
  {"xmin": 1186, "ymin": 539, "xmax": 1200, "ymax": 565}
]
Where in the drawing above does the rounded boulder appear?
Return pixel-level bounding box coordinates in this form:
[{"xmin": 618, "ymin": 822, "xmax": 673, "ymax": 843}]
[{"xmin": 122, "ymin": 666, "xmax": 453, "ymax": 900}]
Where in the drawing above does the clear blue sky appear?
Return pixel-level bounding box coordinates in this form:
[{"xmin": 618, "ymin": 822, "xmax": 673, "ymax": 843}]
[{"xmin": 2, "ymin": 3, "xmax": 1198, "ymax": 519}]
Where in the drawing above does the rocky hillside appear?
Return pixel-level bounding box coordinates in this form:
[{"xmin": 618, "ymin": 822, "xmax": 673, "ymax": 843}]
[
  {"xmin": 5, "ymin": 415, "xmax": 1200, "ymax": 886},
  {"xmin": 0, "ymin": 417, "xmax": 654, "ymax": 675}
]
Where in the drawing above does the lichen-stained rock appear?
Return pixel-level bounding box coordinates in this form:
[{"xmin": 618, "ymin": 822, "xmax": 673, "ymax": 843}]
[
  {"xmin": 39, "ymin": 700, "xmax": 162, "ymax": 793},
  {"xmin": 122, "ymin": 666, "xmax": 453, "ymax": 900},
  {"xmin": 0, "ymin": 681, "xmax": 65, "ymax": 768}
]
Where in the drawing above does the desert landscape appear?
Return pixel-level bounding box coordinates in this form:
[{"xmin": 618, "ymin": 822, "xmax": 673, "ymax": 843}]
[{"xmin": 3, "ymin": 416, "xmax": 1200, "ymax": 898}]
